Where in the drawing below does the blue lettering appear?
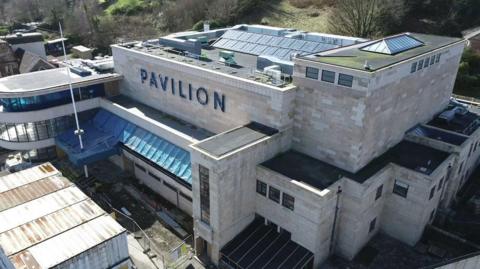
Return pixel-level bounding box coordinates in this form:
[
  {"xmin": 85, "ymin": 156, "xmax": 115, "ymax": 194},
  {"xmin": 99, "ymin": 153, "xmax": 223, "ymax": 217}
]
[
  {"xmin": 150, "ymin": 72, "xmax": 158, "ymax": 88},
  {"xmin": 140, "ymin": 69, "xmax": 148, "ymax": 84},
  {"xmin": 179, "ymin": 81, "xmax": 186, "ymax": 99},
  {"xmin": 159, "ymin": 75, "xmax": 168, "ymax": 91},
  {"xmin": 196, "ymin": 87, "xmax": 209, "ymax": 105},
  {"xmin": 214, "ymin": 92, "xmax": 225, "ymax": 112},
  {"xmin": 171, "ymin": 78, "xmax": 176, "ymax": 95}
]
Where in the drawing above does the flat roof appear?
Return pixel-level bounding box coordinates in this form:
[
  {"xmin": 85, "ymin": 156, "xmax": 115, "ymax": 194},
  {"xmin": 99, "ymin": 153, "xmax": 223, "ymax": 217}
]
[
  {"xmin": 0, "ymin": 67, "xmax": 122, "ymax": 97},
  {"xmin": 193, "ymin": 122, "xmax": 278, "ymax": 158},
  {"xmin": 428, "ymin": 106, "xmax": 480, "ymax": 136},
  {"xmin": 0, "ymin": 163, "xmax": 126, "ymax": 268},
  {"xmin": 408, "ymin": 125, "xmax": 468, "ymax": 146},
  {"xmin": 4, "ymin": 32, "xmax": 43, "ymax": 44},
  {"xmin": 301, "ymin": 33, "xmax": 463, "ymax": 71},
  {"xmin": 262, "ymin": 141, "xmax": 450, "ymax": 190}
]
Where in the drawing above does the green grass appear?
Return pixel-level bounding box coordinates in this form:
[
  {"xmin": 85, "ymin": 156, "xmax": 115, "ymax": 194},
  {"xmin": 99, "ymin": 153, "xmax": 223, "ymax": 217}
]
[{"xmin": 105, "ymin": 0, "xmax": 146, "ymax": 16}]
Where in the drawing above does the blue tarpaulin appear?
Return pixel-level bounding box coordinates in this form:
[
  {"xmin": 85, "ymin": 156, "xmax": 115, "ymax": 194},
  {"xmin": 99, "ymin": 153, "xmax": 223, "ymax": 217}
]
[{"xmin": 55, "ymin": 109, "xmax": 192, "ymax": 185}]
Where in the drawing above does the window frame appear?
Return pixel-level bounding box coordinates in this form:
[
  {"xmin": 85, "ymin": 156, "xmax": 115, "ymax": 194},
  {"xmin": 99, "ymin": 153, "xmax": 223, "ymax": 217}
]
[
  {"xmin": 256, "ymin": 180, "xmax": 267, "ymax": 196},
  {"xmin": 393, "ymin": 180, "xmax": 409, "ymax": 198},
  {"xmin": 321, "ymin": 70, "xmax": 335, "ymax": 83},
  {"xmin": 375, "ymin": 184, "xmax": 383, "ymax": 201},
  {"xmin": 268, "ymin": 186, "xmax": 281, "ymax": 203},
  {"xmin": 418, "ymin": 59, "xmax": 424, "ymax": 71},
  {"xmin": 429, "ymin": 186, "xmax": 435, "ymax": 200},
  {"xmin": 282, "ymin": 192, "xmax": 295, "ymax": 211},
  {"xmin": 369, "ymin": 217, "xmax": 377, "ymax": 233},
  {"xmin": 410, "ymin": 62, "xmax": 417, "ymax": 73},
  {"xmin": 424, "ymin": 57, "xmax": 430, "ymax": 68},
  {"xmin": 305, "ymin": 67, "xmax": 319, "ymax": 80}
]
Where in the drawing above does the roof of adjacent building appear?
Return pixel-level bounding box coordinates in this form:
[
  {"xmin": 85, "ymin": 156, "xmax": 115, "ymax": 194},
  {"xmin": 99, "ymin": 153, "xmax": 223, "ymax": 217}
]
[
  {"xmin": 0, "ymin": 163, "xmax": 126, "ymax": 269},
  {"xmin": 408, "ymin": 124, "xmax": 468, "ymax": 146},
  {"xmin": 193, "ymin": 122, "xmax": 278, "ymax": 158},
  {"xmin": 428, "ymin": 105, "xmax": 480, "ymax": 136},
  {"xmin": 3, "ymin": 32, "xmax": 44, "ymax": 45},
  {"xmin": 301, "ymin": 33, "xmax": 463, "ymax": 71},
  {"xmin": 18, "ymin": 50, "xmax": 55, "ymax": 73},
  {"xmin": 0, "ymin": 67, "xmax": 121, "ymax": 97},
  {"xmin": 262, "ymin": 140, "xmax": 450, "ymax": 190}
]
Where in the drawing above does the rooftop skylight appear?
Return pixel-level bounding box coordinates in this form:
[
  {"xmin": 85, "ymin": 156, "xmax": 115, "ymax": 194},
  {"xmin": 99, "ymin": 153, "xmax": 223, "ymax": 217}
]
[{"xmin": 360, "ymin": 34, "xmax": 424, "ymax": 55}]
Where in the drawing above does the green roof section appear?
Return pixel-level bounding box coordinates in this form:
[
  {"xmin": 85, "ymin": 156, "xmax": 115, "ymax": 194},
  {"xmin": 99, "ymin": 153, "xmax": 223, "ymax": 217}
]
[{"xmin": 300, "ymin": 33, "xmax": 463, "ymax": 72}]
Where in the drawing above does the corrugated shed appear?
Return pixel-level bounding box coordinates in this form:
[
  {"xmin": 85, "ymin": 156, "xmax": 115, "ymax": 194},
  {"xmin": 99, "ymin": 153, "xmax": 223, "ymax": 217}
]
[
  {"xmin": 0, "ymin": 163, "xmax": 59, "ymax": 194},
  {"xmin": 0, "ymin": 163, "xmax": 129, "ymax": 269}
]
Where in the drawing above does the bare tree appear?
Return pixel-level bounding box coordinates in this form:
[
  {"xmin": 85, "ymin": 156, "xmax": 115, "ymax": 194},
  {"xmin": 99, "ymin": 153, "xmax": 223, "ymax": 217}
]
[{"xmin": 328, "ymin": 0, "xmax": 382, "ymax": 38}]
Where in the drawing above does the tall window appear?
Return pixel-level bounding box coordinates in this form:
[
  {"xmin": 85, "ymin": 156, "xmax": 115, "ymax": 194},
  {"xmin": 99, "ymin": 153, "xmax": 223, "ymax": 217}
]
[
  {"xmin": 410, "ymin": 62, "xmax": 417, "ymax": 73},
  {"xmin": 375, "ymin": 184, "xmax": 383, "ymax": 201},
  {"xmin": 321, "ymin": 70, "xmax": 335, "ymax": 83},
  {"xmin": 429, "ymin": 186, "xmax": 435, "ymax": 200},
  {"xmin": 369, "ymin": 218, "xmax": 377, "ymax": 233},
  {"xmin": 338, "ymin": 73, "xmax": 353, "ymax": 87},
  {"xmin": 435, "ymin": 53, "xmax": 441, "ymax": 63},
  {"xmin": 430, "ymin": 56, "xmax": 435, "ymax": 65},
  {"xmin": 269, "ymin": 186, "xmax": 280, "ymax": 203},
  {"xmin": 424, "ymin": 57, "xmax": 430, "ymax": 68},
  {"xmin": 199, "ymin": 165, "xmax": 210, "ymax": 225},
  {"xmin": 418, "ymin": 59, "xmax": 424, "ymax": 71},
  {"xmin": 393, "ymin": 180, "xmax": 409, "ymax": 198},
  {"xmin": 305, "ymin": 67, "xmax": 319, "ymax": 79},
  {"xmin": 282, "ymin": 192, "xmax": 295, "ymax": 211},
  {"xmin": 256, "ymin": 180, "xmax": 267, "ymax": 196}
]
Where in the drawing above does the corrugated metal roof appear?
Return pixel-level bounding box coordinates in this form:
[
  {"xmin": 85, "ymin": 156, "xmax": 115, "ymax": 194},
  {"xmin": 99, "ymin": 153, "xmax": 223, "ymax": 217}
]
[
  {"xmin": 0, "ymin": 163, "xmax": 127, "ymax": 269},
  {"xmin": 0, "ymin": 163, "xmax": 59, "ymax": 194}
]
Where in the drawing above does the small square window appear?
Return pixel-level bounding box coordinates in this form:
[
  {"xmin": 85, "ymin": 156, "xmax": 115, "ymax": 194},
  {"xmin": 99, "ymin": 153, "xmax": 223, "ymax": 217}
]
[
  {"xmin": 321, "ymin": 70, "xmax": 335, "ymax": 83},
  {"xmin": 429, "ymin": 186, "xmax": 435, "ymax": 200},
  {"xmin": 306, "ymin": 67, "xmax": 319, "ymax": 79},
  {"xmin": 424, "ymin": 57, "xmax": 430, "ymax": 68},
  {"xmin": 418, "ymin": 60, "xmax": 424, "ymax": 70},
  {"xmin": 282, "ymin": 192, "xmax": 295, "ymax": 211},
  {"xmin": 375, "ymin": 184, "xmax": 383, "ymax": 200},
  {"xmin": 338, "ymin": 73, "xmax": 353, "ymax": 87},
  {"xmin": 256, "ymin": 180, "xmax": 267, "ymax": 196},
  {"xmin": 430, "ymin": 56, "xmax": 435, "ymax": 65},
  {"xmin": 269, "ymin": 186, "xmax": 280, "ymax": 203},
  {"xmin": 410, "ymin": 62, "xmax": 417, "ymax": 73},
  {"xmin": 435, "ymin": 53, "xmax": 441, "ymax": 63},
  {"xmin": 393, "ymin": 180, "xmax": 409, "ymax": 198},
  {"xmin": 369, "ymin": 217, "xmax": 377, "ymax": 233}
]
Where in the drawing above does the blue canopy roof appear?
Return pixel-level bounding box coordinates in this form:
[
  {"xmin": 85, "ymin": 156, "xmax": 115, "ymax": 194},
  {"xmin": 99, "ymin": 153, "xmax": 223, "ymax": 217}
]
[{"xmin": 55, "ymin": 109, "xmax": 192, "ymax": 184}]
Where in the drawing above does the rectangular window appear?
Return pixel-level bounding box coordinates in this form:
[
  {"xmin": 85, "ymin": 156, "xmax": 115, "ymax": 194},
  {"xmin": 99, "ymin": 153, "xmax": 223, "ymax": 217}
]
[
  {"xmin": 321, "ymin": 70, "xmax": 335, "ymax": 83},
  {"xmin": 369, "ymin": 218, "xmax": 377, "ymax": 233},
  {"xmin": 179, "ymin": 192, "xmax": 192, "ymax": 202},
  {"xmin": 418, "ymin": 59, "xmax": 424, "ymax": 70},
  {"xmin": 199, "ymin": 165, "xmax": 210, "ymax": 225},
  {"xmin": 375, "ymin": 184, "xmax": 383, "ymax": 200},
  {"xmin": 410, "ymin": 62, "xmax": 417, "ymax": 73},
  {"xmin": 282, "ymin": 192, "xmax": 295, "ymax": 211},
  {"xmin": 430, "ymin": 56, "xmax": 435, "ymax": 65},
  {"xmin": 424, "ymin": 57, "xmax": 430, "ymax": 68},
  {"xmin": 436, "ymin": 53, "xmax": 441, "ymax": 63},
  {"xmin": 134, "ymin": 163, "xmax": 146, "ymax": 172},
  {"xmin": 393, "ymin": 180, "xmax": 409, "ymax": 198},
  {"xmin": 256, "ymin": 180, "xmax": 267, "ymax": 196},
  {"xmin": 429, "ymin": 186, "xmax": 435, "ymax": 200},
  {"xmin": 163, "ymin": 181, "xmax": 177, "ymax": 192},
  {"xmin": 149, "ymin": 172, "xmax": 162, "ymax": 182},
  {"xmin": 338, "ymin": 73, "xmax": 353, "ymax": 87},
  {"xmin": 269, "ymin": 186, "xmax": 280, "ymax": 203},
  {"xmin": 438, "ymin": 179, "xmax": 444, "ymax": 191},
  {"xmin": 305, "ymin": 67, "xmax": 319, "ymax": 79}
]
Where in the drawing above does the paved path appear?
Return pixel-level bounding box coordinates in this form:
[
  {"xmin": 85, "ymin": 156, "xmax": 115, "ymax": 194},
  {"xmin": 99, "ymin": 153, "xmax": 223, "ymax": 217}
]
[{"xmin": 128, "ymin": 234, "xmax": 163, "ymax": 269}]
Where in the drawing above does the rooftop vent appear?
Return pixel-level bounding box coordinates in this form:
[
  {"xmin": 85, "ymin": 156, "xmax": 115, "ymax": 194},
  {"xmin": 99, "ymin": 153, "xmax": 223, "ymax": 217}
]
[{"xmin": 219, "ymin": 50, "xmax": 237, "ymax": 66}]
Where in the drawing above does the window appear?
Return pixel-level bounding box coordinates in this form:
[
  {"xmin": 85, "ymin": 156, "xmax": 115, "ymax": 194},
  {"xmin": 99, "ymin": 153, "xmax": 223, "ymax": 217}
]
[
  {"xmin": 338, "ymin": 74, "xmax": 353, "ymax": 87},
  {"xmin": 282, "ymin": 192, "xmax": 295, "ymax": 210},
  {"xmin": 306, "ymin": 67, "xmax": 319, "ymax": 79},
  {"xmin": 134, "ymin": 163, "xmax": 146, "ymax": 172},
  {"xmin": 435, "ymin": 53, "xmax": 441, "ymax": 63},
  {"xmin": 369, "ymin": 218, "xmax": 377, "ymax": 233},
  {"xmin": 393, "ymin": 180, "xmax": 409, "ymax": 198},
  {"xmin": 256, "ymin": 180, "xmax": 267, "ymax": 196},
  {"xmin": 418, "ymin": 59, "xmax": 424, "ymax": 70},
  {"xmin": 321, "ymin": 70, "xmax": 335, "ymax": 83},
  {"xmin": 269, "ymin": 186, "xmax": 280, "ymax": 203},
  {"xmin": 410, "ymin": 62, "xmax": 417, "ymax": 73},
  {"xmin": 424, "ymin": 57, "xmax": 430, "ymax": 68},
  {"xmin": 149, "ymin": 172, "xmax": 162, "ymax": 182},
  {"xmin": 430, "ymin": 56, "xmax": 435, "ymax": 65},
  {"xmin": 199, "ymin": 165, "xmax": 210, "ymax": 225},
  {"xmin": 429, "ymin": 186, "xmax": 435, "ymax": 200},
  {"xmin": 438, "ymin": 178, "xmax": 444, "ymax": 191},
  {"xmin": 179, "ymin": 192, "xmax": 192, "ymax": 202},
  {"xmin": 163, "ymin": 181, "xmax": 177, "ymax": 192},
  {"xmin": 375, "ymin": 184, "xmax": 383, "ymax": 200}
]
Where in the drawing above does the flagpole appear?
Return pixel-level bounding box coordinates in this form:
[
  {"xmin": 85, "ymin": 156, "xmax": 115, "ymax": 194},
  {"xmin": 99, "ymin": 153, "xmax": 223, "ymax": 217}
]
[{"xmin": 59, "ymin": 22, "xmax": 89, "ymax": 178}]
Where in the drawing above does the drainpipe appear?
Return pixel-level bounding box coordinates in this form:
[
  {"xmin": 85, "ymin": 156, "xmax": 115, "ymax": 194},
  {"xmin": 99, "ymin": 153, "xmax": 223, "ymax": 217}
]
[{"xmin": 329, "ymin": 186, "xmax": 342, "ymax": 254}]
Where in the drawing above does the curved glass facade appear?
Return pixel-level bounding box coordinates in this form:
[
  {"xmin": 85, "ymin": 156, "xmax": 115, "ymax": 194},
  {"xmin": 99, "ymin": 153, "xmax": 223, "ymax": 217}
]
[
  {"xmin": 0, "ymin": 84, "xmax": 105, "ymax": 112},
  {"xmin": 0, "ymin": 110, "xmax": 97, "ymax": 142}
]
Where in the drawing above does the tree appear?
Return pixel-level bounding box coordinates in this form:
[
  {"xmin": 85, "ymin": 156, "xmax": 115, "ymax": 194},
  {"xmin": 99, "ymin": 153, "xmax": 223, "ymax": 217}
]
[{"xmin": 328, "ymin": 0, "xmax": 403, "ymax": 38}]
